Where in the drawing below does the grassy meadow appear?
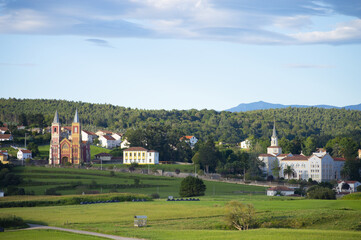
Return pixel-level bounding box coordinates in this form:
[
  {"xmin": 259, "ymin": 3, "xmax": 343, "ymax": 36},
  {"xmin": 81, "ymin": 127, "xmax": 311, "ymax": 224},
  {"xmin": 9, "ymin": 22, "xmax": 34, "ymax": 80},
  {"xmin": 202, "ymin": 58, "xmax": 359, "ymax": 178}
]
[
  {"xmin": 1, "ymin": 166, "xmax": 361, "ymax": 239},
  {"xmin": 14, "ymin": 166, "xmax": 264, "ymax": 197}
]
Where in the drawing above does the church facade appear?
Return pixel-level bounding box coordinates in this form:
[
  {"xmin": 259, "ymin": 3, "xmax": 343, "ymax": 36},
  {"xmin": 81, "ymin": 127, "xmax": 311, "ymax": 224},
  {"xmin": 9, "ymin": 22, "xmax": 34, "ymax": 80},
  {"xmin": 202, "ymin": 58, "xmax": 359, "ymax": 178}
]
[
  {"xmin": 49, "ymin": 110, "xmax": 90, "ymax": 165},
  {"xmin": 258, "ymin": 121, "xmax": 345, "ymax": 182}
]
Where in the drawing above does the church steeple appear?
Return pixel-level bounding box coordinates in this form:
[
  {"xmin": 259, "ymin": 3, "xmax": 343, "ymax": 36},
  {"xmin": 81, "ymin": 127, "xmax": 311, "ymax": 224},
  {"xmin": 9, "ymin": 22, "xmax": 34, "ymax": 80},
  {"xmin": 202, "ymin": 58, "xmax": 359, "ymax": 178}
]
[
  {"xmin": 73, "ymin": 109, "xmax": 79, "ymax": 123},
  {"xmin": 272, "ymin": 120, "xmax": 277, "ymax": 138},
  {"xmin": 271, "ymin": 120, "xmax": 278, "ymax": 147},
  {"xmin": 53, "ymin": 110, "xmax": 59, "ymax": 124}
]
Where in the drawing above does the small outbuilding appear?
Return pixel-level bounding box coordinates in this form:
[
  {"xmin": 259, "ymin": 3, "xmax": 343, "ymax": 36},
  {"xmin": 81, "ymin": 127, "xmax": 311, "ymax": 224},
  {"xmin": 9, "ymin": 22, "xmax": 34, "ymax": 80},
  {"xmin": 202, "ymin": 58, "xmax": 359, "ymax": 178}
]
[
  {"xmin": 267, "ymin": 186, "xmax": 294, "ymax": 196},
  {"xmin": 134, "ymin": 215, "xmax": 147, "ymax": 227}
]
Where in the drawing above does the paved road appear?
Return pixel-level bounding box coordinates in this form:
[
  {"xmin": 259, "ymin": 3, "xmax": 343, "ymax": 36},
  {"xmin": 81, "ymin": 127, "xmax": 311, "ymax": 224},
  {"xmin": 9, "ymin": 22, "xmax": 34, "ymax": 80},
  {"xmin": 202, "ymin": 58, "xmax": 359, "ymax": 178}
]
[{"xmin": 26, "ymin": 224, "xmax": 144, "ymax": 240}]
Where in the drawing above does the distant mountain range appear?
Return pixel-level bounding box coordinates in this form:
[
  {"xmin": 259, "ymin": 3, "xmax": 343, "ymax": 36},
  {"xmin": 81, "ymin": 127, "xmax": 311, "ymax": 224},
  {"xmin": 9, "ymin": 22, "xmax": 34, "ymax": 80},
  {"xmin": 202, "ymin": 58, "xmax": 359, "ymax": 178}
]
[{"xmin": 225, "ymin": 101, "xmax": 361, "ymax": 112}]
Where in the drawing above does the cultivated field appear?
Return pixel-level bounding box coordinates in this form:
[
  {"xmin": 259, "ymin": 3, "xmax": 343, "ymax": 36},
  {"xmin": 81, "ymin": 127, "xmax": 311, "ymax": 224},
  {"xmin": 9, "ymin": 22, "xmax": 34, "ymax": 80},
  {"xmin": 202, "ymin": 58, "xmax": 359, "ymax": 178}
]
[
  {"xmin": 1, "ymin": 166, "xmax": 361, "ymax": 240},
  {"xmin": 13, "ymin": 166, "xmax": 265, "ymax": 197}
]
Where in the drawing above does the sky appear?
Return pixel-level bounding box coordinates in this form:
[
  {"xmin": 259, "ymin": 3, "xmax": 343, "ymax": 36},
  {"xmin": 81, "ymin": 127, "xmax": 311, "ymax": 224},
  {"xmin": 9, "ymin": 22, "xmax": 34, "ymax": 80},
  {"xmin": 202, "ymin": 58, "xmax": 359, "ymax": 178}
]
[{"xmin": 1, "ymin": 0, "xmax": 361, "ymax": 111}]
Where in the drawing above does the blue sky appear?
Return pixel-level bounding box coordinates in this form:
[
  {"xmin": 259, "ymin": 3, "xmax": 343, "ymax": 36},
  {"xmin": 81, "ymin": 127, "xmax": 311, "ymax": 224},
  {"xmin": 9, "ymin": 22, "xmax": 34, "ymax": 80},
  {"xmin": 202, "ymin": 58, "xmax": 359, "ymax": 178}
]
[{"xmin": 1, "ymin": 0, "xmax": 361, "ymax": 110}]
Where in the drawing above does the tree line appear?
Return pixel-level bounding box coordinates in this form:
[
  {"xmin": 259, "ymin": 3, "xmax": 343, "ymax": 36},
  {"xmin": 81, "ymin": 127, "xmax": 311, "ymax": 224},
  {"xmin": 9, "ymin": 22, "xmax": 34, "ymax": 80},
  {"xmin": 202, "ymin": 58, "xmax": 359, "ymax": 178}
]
[{"xmin": 1, "ymin": 98, "xmax": 361, "ymax": 144}]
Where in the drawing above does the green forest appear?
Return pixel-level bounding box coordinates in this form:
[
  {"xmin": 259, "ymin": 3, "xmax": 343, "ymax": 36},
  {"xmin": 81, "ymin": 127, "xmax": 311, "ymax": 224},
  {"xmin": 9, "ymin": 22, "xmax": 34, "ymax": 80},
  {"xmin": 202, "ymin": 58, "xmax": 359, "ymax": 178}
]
[{"xmin": 1, "ymin": 98, "xmax": 361, "ymax": 145}]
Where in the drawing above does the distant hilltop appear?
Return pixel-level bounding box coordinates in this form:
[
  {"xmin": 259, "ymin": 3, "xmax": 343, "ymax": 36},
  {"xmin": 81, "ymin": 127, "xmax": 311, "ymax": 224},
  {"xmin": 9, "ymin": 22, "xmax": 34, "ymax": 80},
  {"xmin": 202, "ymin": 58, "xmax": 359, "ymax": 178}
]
[{"xmin": 225, "ymin": 101, "xmax": 361, "ymax": 112}]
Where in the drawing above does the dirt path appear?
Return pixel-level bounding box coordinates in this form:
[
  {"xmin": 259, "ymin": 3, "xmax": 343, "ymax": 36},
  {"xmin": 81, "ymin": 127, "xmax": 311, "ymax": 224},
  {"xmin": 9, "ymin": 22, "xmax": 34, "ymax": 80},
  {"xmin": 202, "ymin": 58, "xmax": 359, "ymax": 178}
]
[{"xmin": 26, "ymin": 224, "xmax": 145, "ymax": 240}]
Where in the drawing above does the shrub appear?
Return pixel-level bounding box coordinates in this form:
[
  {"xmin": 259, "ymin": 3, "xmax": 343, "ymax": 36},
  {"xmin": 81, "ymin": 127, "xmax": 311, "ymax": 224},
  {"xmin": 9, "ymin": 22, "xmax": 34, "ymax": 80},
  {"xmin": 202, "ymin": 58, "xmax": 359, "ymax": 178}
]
[
  {"xmin": 151, "ymin": 193, "xmax": 160, "ymax": 199},
  {"xmin": 45, "ymin": 188, "xmax": 61, "ymax": 195},
  {"xmin": 357, "ymin": 185, "xmax": 361, "ymax": 192},
  {"xmin": 175, "ymin": 169, "xmax": 181, "ymax": 175},
  {"xmin": 266, "ymin": 175, "xmax": 274, "ymax": 181},
  {"xmin": 110, "ymin": 171, "xmax": 115, "ymax": 177},
  {"xmin": 197, "ymin": 170, "xmax": 204, "ymax": 176},
  {"xmin": 0, "ymin": 215, "xmax": 27, "ymax": 229},
  {"xmin": 225, "ymin": 201, "xmax": 256, "ymax": 230},
  {"xmin": 179, "ymin": 176, "xmax": 206, "ymax": 197},
  {"xmin": 307, "ymin": 186, "xmax": 336, "ymax": 199}
]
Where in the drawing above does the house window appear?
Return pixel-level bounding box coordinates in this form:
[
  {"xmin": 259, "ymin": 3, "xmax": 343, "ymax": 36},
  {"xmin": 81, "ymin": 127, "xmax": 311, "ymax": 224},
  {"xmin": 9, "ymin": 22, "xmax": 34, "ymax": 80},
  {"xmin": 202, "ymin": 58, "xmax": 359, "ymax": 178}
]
[
  {"xmin": 54, "ymin": 127, "xmax": 57, "ymax": 133},
  {"xmin": 74, "ymin": 127, "xmax": 78, "ymax": 133}
]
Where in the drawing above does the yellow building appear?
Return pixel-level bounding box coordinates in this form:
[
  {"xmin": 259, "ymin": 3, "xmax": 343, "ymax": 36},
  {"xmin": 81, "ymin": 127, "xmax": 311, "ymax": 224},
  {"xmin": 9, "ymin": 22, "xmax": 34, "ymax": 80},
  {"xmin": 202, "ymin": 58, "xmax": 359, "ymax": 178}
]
[
  {"xmin": 123, "ymin": 147, "xmax": 159, "ymax": 164},
  {"xmin": 0, "ymin": 152, "xmax": 9, "ymax": 164}
]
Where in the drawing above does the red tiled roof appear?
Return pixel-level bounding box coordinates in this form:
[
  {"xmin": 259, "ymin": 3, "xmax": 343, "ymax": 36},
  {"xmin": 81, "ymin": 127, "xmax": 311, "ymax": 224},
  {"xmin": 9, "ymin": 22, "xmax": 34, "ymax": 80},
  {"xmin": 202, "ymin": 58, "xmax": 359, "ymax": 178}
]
[
  {"xmin": 0, "ymin": 127, "xmax": 9, "ymax": 131},
  {"xmin": 82, "ymin": 130, "xmax": 96, "ymax": 135},
  {"xmin": 334, "ymin": 157, "xmax": 346, "ymax": 161},
  {"xmin": 20, "ymin": 149, "xmax": 32, "ymax": 153},
  {"xmin": 148, "ymin": 150, "xmax": 158, "ymax": 152},
  {"xmin": 268, "ymin": 186, "xmax": 294, "ymax": 191},
  {"xmin": 338, "ymin": 180, "xmax": 359, "ymax": 184},
  {"xmin": 282, "ymin": 155, "xmax": 309, "ymax": 161},
  {"xmin": 0, "ymin": 150, "xmax": 8, "ymax": 153},
  {"xmin": 180, "ymin": 136, "xmax": 195, "ymax": 140},
  {"xmin": 0, "ymin": 134, "xmax": 12, "ymax": 139},
  {"xmin": 102, "ymin": 135, "xmax": 115, "ymax": 140},
  {"xmin": 63, "ymin": 126, "xmax": 72, "ymax": 130},
  {"xmin": 124, "ymin": 147, "xmax": 148, "ymax": 152},
  {"xmin": 99, "ymin": 130, "xmax": 113, "ymax": 134},
  {"xmin": 277, "ymin": 153, "xmax": 291, "ymax": 157}
]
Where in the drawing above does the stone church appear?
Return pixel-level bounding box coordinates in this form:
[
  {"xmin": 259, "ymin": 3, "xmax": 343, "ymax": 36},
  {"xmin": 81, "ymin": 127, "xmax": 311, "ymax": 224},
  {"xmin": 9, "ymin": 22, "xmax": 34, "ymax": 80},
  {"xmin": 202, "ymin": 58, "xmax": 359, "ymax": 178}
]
[{"xmin": 49, "ymin": 110, "xmax": 90, "ymax": 165}]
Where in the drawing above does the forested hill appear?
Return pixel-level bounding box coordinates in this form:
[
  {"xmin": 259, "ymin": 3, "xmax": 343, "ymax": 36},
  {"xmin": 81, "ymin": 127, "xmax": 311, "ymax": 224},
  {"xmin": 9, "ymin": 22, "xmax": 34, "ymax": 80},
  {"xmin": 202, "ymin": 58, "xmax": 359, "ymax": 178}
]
[{"xmin": 1, "ymin": 98, "xmax": 361, "ymax": 144}]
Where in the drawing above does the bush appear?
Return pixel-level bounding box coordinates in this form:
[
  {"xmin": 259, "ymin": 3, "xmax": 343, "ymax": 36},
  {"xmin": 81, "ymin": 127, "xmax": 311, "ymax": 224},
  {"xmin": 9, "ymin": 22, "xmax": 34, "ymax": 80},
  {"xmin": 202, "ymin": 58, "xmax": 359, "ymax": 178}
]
[
  {"xmin": 175, "ymin": 169, "xmax": 181, "ymax": 175},
  {"xmin": 225, "ymin": 201, "xmax": 256, "ymax": 230},
  {"xmin": 307, "ymin": 186, "xmax": 336, "ymax": 199},
  {"xmin": 179, "ymin": 176, "xmax": 206, "ymax": 197},
  {"xmin": 0, "ymin": 215, "xmax": 27, "ymax": 229},
  {"xmin": 357, "ymin": 185, "xmax": 361, "ymax": 192},
  {"xmin": 45, "ymin": 188, "xmax": 61, "ymax": 195},
  {"xmin": 151, "ymin": 193, "xmax": 160, "ymax": 199},
  {"xmin": 266, "ymin": 175, "xmax": 274, "ymax": 181},
  {"xmin": 110, "ymin": 171, "xmax": 115, "ymax": 177}
]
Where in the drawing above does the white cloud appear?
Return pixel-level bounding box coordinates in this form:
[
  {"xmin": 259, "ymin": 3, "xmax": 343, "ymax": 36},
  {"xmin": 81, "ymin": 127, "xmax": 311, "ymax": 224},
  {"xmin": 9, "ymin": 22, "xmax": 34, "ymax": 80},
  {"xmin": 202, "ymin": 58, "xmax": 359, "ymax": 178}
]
[
  {"xmin": 291, "ymin": 19, "xmax": 361, "ymax": 44},
  {"xmin": 0, "ymin": 0, "xmax": 360, "ymax": 45}
]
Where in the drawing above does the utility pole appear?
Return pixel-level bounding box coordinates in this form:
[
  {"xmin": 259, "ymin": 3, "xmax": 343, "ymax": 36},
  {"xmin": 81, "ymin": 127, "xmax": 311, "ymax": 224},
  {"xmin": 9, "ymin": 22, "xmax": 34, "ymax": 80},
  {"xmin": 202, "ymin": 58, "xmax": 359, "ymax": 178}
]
[{"xmin": 24, "ymin": 133, "xmax": 27, "ymax": 148}]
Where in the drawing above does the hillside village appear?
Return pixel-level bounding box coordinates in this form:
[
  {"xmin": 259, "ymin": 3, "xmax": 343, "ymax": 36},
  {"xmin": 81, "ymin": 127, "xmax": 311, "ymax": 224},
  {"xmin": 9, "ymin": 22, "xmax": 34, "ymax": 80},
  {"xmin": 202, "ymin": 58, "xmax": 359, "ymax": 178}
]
[{"xmin": 1, "ymin": 108, "xmax": 361, "ymax": 198}]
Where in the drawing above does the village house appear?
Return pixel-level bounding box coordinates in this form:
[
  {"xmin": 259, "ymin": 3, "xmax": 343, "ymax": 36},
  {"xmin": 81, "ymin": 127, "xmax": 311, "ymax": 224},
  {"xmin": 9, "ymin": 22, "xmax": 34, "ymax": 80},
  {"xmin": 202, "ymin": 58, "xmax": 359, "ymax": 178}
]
[
  {"xmin": 99, "ymin": 135, "xmax": 117, "ymax": 149},
  {"xmin": 81, "ymin": 130, "xmax": 97, "ymax": 143},
  {"xmin": 0, "ymin": 127, "xmax": 9, "ymax": 134},
  {"xmin": 111, "ymin": 133, "xmax": 123, "ymax": 147},
  {"xmin": 96, "ymin": 130, "xmax": 113, "ymax": 137},
  {"xmin": 0, "ymin": 134, "xmax": 13, "ymax": 142},
  {"xmin": 123, "ymin": 147, "xmax": 159, "ymax": 165},
  {"xmin": 337, "ymin": 181, "xmax": 361, "ymax": 193},
  {"xmin": 17, "ymin": 149, "xmax": 32, "ymax": 161},
  {"xmin": 121, "ymin": 139, "xmax": 130, "ymax": 149},
  {"xmin": 240, "ymin": 139, "xmax": 251, "ymax": 149},
  {"xmin": 180, "ymin": 136, "xmax": 198, "ymax": 148},
  {"xmin": 0, "ymin": 151, "xmax": 9, "ymax": 164}
]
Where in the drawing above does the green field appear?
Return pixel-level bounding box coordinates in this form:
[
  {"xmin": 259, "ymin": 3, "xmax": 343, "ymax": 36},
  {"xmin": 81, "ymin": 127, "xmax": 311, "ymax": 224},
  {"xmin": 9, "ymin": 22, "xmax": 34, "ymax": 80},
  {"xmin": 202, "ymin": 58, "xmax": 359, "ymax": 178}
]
[
  {"xmin": 0, "ymin": 229, "xmax": 108, "ymax": 240},
  {"xmin": 14, "ymin": 166, "xmax": 264, "ymax": 197},
  {"xmin": 2, "ymin": 166, "xmax": 361, "ymax": 240},
  {"xmin": 1, "ymin": 197, "xmax": 361, "ymax": 239}
]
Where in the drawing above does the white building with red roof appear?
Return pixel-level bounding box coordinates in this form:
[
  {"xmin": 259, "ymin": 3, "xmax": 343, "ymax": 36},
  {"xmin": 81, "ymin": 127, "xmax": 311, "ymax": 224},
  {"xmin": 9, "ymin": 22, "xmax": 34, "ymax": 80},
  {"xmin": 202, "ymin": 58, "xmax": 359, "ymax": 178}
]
[
  {"xmin": 258, "ymin": 121, "xmax": 345, "ymax": 182},
  {"xmin": 81, "ymin": 130, "xmax": 97, "ymax": 143},
  {"xmin": 0, "ymin": 127, "xmax": 9, "ymax": 134},
  {"xmin": 17, "ymin": 149, "xmax": 32, "ymax": 160},
  {"xmin": 0, "ymin": 134, "xmax": 13, "ymax": 141},
  {"xmin": 123, "ymin": 147, "xmax": 159, "ymax": 164},
  {"xmin": 337, "ymin": 181, "xmax": 361, "ymax": 193},
  {"xmin": 99, "ymin": 135, "xmax": 117, "ymax": 149},
  {"xmin": 180, "ymin": 135, "xmax": 198, "ymax": 148}
]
